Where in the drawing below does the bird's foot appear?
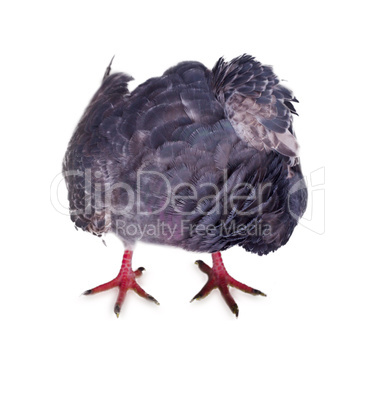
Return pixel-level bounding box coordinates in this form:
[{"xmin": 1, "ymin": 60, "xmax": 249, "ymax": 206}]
[
  {"xmin": 83, "ymin": 250, "xmax": 159, "ymax": 317},
  {"xmin": 191, "ymin": 252, "xmax": 266, "ymax": 317}
]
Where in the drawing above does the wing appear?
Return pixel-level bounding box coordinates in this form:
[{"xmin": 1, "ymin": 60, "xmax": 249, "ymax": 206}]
[
  {"xmin": 63, "ymin": 72, "xmax": 133, "ymax": 235},
  {"xmin": 212, "ymin": 54, "xmax": 300, "ymax": 165}
]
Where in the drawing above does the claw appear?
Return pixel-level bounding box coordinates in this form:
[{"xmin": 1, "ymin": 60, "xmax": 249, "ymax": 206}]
[
  {"xmin": 135, "ymin": 267, "xmax": 145, "ymax": 277},
  {"xmin": 83, "ymin": 250, "xmax": 159, "ymax": 317},
  {"xmin": 82, "ymin": 289, "xmax": 92, "ymax": 296},
  {"xmin": 147, "ymin": 295, "xmax": 160, "ymax": 305},
  {"xmin": 192, "ymin": 251, "xmax": 265, "ymax": 316},
  {"xmin": 114, "ymin": 304, "xmax": 121, "ymax": 318}
]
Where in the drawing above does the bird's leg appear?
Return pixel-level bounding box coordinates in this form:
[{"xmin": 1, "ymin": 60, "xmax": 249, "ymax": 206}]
[
  {"xmin": 83, "ymin": 249, "xmax": 159, "ymax": 317},
  {"xmin": 191, "ymin": 251, "xmax": 266, "ymax": 317}
]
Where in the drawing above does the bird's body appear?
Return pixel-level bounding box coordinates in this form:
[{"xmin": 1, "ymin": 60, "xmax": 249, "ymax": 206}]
[{"xmin": 63, "ymin": 55, "xmax": 307, "ymax": 316}]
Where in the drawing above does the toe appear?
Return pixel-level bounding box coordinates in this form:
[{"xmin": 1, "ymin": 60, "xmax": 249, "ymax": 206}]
[
  {"xmin": 194, "ymin": 260, "xmax": 212, "ymax": 275},
  {"xmin": 229, "ymin": 277, "xmax": 266, "ymax": 297},
  {"xmin": 133, "ymin": 283, "xmax": 160, "ymax": 305},
  {"xmin": 82, "ymin": 277, "xmax": 120, "ymax": 295},
  {"xmin": 190, "ymin": 280, "xmax": 216, "ymax": 302},
  {"xmin": 219, "ymin": 285, "xmax": 239, "ymax": 317}
]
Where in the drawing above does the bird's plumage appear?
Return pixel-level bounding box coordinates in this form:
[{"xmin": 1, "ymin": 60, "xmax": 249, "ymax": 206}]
[
  {"xmin": 213, "ymin": 55, "xmax": 300, "ymax": 164},
  {"xmin": 63, "ymin": 55, "xmax": 307, "ymax": 257}
]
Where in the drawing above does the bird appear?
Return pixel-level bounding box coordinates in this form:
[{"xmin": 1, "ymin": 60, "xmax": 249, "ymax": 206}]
[{"xmin": 63, "ymin": 54, "xmax": 308, "ymax": 317}]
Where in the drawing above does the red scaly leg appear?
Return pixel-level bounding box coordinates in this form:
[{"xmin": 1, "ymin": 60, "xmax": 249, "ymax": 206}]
[
  {"xmin": 83, "ymin": 250, "xmax": 159, "ymax": 317},
  {"xmin": 191, "ymin": 251, "xmax": 266, "ymax": 317}
]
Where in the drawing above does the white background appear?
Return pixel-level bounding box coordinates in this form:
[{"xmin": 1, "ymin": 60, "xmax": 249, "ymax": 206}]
[{"xmin": 1, "ymin": 1, "xmax": 373, "ymax": 401}]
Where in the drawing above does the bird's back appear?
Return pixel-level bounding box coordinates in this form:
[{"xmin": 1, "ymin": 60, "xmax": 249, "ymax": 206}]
[
  {"xmin": 63, "ymin": 57, "xmax": 307, "ymax": 255},
  {"xmin": 64, "ymin": 61, "xmax": 229, "ymax": 235}
]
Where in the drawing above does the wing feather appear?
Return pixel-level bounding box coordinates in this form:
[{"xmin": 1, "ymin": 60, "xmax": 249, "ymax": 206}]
[{"xmin": 212, "ymin": 54, "xmax": 300, "ymax": 165}]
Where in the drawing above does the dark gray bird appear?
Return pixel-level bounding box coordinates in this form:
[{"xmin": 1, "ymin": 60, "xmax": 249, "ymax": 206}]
[{"xmin": 63, "ymin": 54, "xmax": 307, "ymax": 317}]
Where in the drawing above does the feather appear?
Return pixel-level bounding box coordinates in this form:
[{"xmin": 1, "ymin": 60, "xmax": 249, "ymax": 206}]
[
  {"xmin": 63, "ymin": 54, "xmax": 307, "ymax": 255},
  {"xmin": 212, "ymin": 55, "xmax": 300, "ymax": 164}
]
